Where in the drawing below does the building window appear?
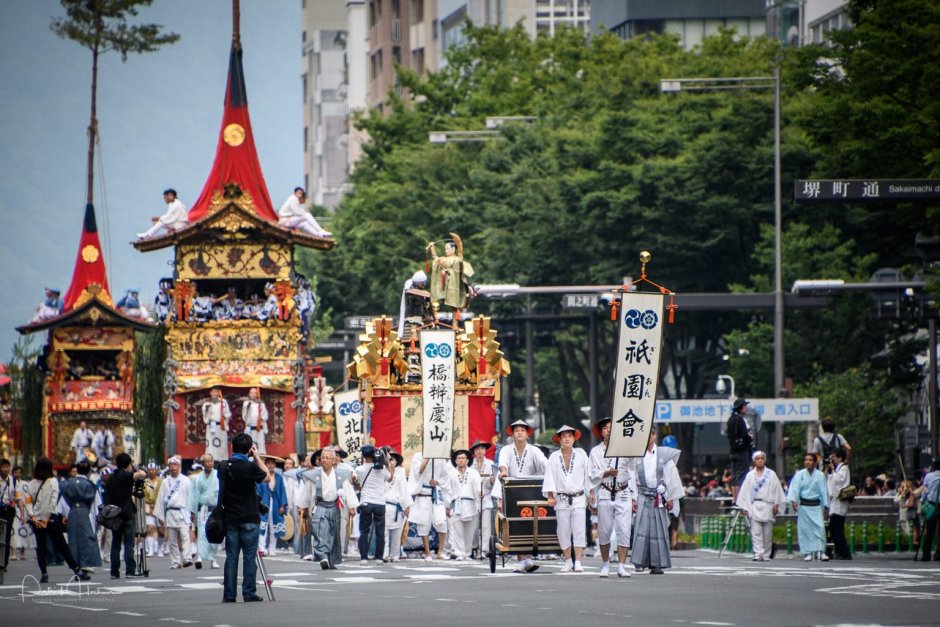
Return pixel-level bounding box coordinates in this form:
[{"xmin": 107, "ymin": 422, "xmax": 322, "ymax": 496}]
[
  {"xmin": 411, "ymin": 0, "xmax": 424, "ymax": 24},
  {"xmin": 392, "ymin": 46, "xmax": 401, "ymax": 66},
  {"xmin": 412, "ymin": 47, "xmax": 425, "ymax": 74},
  {"xmin": 302, "ymin": 74, "xmax": 307, "ymax": 103},
  {"xmin": 303, "ymin": 126, "xmax": 308, "ymax": 153},
  {"xmin": 392, "ymin": 0, "xmax": 400, "ymax": 19},
  {"xmin": 369, "ymin": 1, "xmax": 376, "ymax": 28},
  {"xmin": 370, "ymin": 50, "xmax": 384, "ymax": 80},
  {"xmin": 302, "ymin": 30, "xmax": 306, "ymax": 43}
]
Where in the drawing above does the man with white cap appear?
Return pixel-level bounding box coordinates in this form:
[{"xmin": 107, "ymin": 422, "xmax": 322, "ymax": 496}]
[
  {"xmin": 589, "ymin": 416, "xmax": 637, "ymax": 578},
  {"xmin": 143, "ymin": 461, "xmax": 163, "ymax": 557},
  {"xmin": 543, "ymin": 425, "xmax": 592, "ymax": 573},
  {"xmin": 154, "ymin": 456, "xmax": 193, "ymax": 569},
  {"xmin": 497, "ymin": 419, "xmax": 547, "ymax": 573},
  {"xmin": 278, "ymin": 187, "xmax": 332, "ymax": 237},
  {"xmin": 202, "ymin": 387, "xmax": 230, "ymax": 461},
  {"xmin": 735, "ymin": 450, "xmax": 785, "ymax": 561}
]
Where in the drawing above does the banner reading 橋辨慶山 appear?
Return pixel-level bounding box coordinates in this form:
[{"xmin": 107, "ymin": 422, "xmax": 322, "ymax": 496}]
[
  {"xmin": 420, "ymin": 329, "xmax": 456, "ymax": 459},
  {"xmin": 606, "ymin": 292, "xmax": 665, "ymax": 458}
]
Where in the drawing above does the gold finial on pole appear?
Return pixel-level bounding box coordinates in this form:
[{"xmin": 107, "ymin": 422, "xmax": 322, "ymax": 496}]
[{"xmin": 639, "ymin": 251, "xmax": 651, "ymax": 279}]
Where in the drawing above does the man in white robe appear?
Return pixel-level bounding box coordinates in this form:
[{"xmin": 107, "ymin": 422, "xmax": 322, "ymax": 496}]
[
  {"xmin": 154, "ymin": 457, "xmax": 193, "ymax": 568},
  {"xmin": 278, "ymin": 187, "xmax": 331, "ymax": 237},
  {"xmin": 589, "ymin": 417, "xmax": 637, "ymax": 578},
  {"xmin": 496, "ymin": 419, "xmax": 548, "ymax": 573},
  {"xmin": 137, "ymin": 189, "xmax": 188, "ymax": 239},
  {"xmin": 70, "ymin": 421, "xmax": 94, "ymax": 463},
  {"xmin": 543, "ymin": 425, "xmax": 593, "ymax": 573},
  {"xmin": 202, "ymin": 388, "xmax": 230, "ymax": 461},
  {"xmin": 447, "ymin": 449, "xmax": 482, "ymax": 561},
  {"xmin": 408, "ymin": 450, "xmax": 453, "ymax": 561},
  {"xmin": 383, "ymin": 450, "xmax": 411, "ymax": 562},
  {"xmin": 469, "ymin": 440, "xmax": 497, "ymax": 558},
  {"xmin": 242, "ymin": 387, "xmax": 268, "ymax": 454},
  {"xmin": 735, "ymin": 450, "xmax": 785, "ymax": 561}
]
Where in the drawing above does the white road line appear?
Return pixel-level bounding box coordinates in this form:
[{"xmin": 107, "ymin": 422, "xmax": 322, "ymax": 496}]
[
  {"xmin": 695, "ymin": 622, "xmax": 735, "ymax": 626},
  {"xmin": 114, "ymin": 611, "xmax": 147, "ymax": 616},
  {"xmin": 35, "ymin": 601, "xmax": 109, "ymax": 612},
  {"xmin": 330, "ymin": 576, "xmax": 376, "ymax": 583},
  {"xmin": 178, "ymin": 583, "xmax": 223, "ymax": 590}
]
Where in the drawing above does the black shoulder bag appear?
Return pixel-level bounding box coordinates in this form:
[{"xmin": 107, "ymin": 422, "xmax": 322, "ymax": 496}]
[{"xmin": 205, "ymin": 462, "xmax": 229, "ymax": 544}]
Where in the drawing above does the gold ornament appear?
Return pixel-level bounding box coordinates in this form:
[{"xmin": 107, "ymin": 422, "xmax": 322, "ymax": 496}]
[
  {"xmin": 223, "ymin": 123, "xmax": 246, "ymax": 147},
  {"xmin": 81, "ymin": 245, "xmax": 100, "ymax": 263}
]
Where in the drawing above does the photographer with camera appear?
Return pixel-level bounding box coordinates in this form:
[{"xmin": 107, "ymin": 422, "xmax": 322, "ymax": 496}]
[
  {"xmin": 221, "ymin": 433, "xmax": 271, "ymax": 603},
  {"xmin": 726, "ymin": 398, "xmax": 754, "ymax": 501},
  {"xmin": 105, "ymin": 452, "xmax": 147, "ymax": 579},
  {"xmin": 353, "ymin": 445, "xmax": 391, "ymax": 565}
]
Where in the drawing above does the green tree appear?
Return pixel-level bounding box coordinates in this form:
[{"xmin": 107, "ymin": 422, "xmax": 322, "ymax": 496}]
[{"xmin": 51, "ymin": 0, "xmax": 179, "ymax": 205}]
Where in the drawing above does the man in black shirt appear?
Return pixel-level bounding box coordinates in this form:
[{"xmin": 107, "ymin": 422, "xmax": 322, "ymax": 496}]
[
  {"xmin": 105, "ymin": 453, "xmax": 146, "ymax": 579},
  {"xmin": 221, "ymin": 433, "xmax": 271, "ymax": 603},
  {"xmin": 727, "ymin": 398, "xmax": 754, "ymax": 500}
]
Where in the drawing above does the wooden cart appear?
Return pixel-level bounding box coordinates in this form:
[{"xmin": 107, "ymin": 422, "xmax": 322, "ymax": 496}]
[{"xmin": 489, "ymin": 476, "xmax": 562, "ymax": 573}]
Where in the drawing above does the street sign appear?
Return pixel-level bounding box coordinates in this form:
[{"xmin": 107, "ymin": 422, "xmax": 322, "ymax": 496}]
[
  {"xmin": 562, "ymin": 293, "xmax": 600, "ymax": 310},
  {"xmin": 654, "ymin": 397, "xmax": 819, "ymax": 423},
  {"xmin": 795, "ymin": 179, "xmax": 940, "ymax": 202},
  {"xmin": 344, "ymin": 315, "xmax": 397, "ymax": 330}
]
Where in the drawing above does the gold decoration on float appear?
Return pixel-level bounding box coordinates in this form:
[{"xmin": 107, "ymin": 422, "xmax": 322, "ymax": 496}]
[{"xmin": 176, "ymin": 244, "xmax": 291, "ymax": 280}]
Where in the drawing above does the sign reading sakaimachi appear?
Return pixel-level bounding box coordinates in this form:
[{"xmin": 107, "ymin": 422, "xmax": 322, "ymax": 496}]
[
  {"xmin": 420, "ymin": 329, "xmax": 456, "ymax": 459},
  {"xmin": 333, "ymin": 389, "xmax": 365, "ymax": 466},
  {"xmin": 607, "ymin": 292, "xmax": 665, "ymax": 458}
]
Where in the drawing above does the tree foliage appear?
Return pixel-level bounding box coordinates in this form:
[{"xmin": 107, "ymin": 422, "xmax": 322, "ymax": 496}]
[
  {"xmin": 50, "ymin": 0, "xmax": 180, "ymax": 61},
  {"xmin": 301, "ymin": 4, "xmax": 938, "ymax": 474},
  {"xmin": 135, "ymin": 327, "xmax": 165, "ymax": 462},
  {"xmin": 8, "ymin": 337, "xmax": 44, "ymax": 471}
]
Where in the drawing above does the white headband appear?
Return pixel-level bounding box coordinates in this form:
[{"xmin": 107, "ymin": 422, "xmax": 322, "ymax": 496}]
[{"xmin": 751, "ymin": 450, "xmax": 766, "ymax": 460}]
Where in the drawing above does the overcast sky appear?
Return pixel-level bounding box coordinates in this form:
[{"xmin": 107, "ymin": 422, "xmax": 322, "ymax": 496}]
[{"xmin": 0, "ymin": 0, "xmax": 304, "ymax": 361}]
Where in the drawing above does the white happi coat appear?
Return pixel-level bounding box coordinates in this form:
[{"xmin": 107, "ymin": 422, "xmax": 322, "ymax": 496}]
[
  {"xmin": 448, "ymin": 466, "xmax": 483, "ymax": 521},
  {"xmin": 494, "ymin": 443, "xmax": 547, "ymax": 500},
  {"xmin": 203, "ymin": 398, "xmax": 231, "ymax": 460},
  {"xmin": 384, "ymin": 469, "xmax": 413, "ymax": 530},
  {"xmin": 242, "ymin": 399, "xmax": 269, "ymax": 454},
  {"xmin": 155, "ymin": 474, "xmax": 192, "ymax": 528},
  {"xmin": 408, "ymin": 452, "xmax": 452, "ymax": 528},
  {"xmin": 70, "ymin": 427, "xmax": 94, "ymax": 462},
  {"xmin": 588, "ymin": 444, "xmax": 636, "ymax": 503},
  {"xmin": 736, "ymin": 467, "xmax": 786, "ymax": 523},
  {"xmin": 542, "ymin": 448, "xmax": 592, "ymax": 509},
  {"xmin": 471, "ymin": 456, "xmax": 498, "ymax": 510}
]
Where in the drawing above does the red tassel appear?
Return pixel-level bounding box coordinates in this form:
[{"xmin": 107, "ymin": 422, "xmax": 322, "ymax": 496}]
[
  {"xmin": 455, "ymin": 308, "xmax": 461, "ymax": 322},
  {"xmin": 667, "ymin": 294, "xmax": 678, "ymax": 324},
  {"xmin": 479, "ymin": 357, "xmax": 487, "ymax": 375},
  {"xmin": 409, "ymin": 333, "xmax": 417, "ymax": 353},
  {"xmin": 380, "ymin": 357, "xmax": 389, "ymax": 376},
  {"xmin": 425, "ymin": 250, "xmax": 430, "ymax": 274},
  {"xmin": 610, "ymin": 299, "xmax": 619, "ymax": 321}
]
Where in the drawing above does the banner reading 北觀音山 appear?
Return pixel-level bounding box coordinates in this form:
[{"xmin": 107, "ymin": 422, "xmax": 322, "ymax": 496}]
[
  {"xmin": 606, "ymin": 292, "xmax": 665, "ymax": 458},
  {"xmin": 333, "ymin": 389, "xmax": 365, "ymax": 466},
  {"xmin": 421, "ymin": 329, "xmax": 455, "ymax": 459}
]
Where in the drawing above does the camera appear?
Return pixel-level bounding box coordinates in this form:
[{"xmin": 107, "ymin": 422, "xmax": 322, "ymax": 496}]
[
  {"xmin": 133, "ymin": 477, "xmax": 146, "ymax": 499},
  {"xmin": 372, "ymin": 446, "xmax": 391, "ymax": 470}
]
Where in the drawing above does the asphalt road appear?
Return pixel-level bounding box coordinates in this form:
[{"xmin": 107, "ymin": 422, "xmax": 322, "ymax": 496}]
[{"xmin": 1, "ymin": 549, "xmax": 938, "ymax": 627}]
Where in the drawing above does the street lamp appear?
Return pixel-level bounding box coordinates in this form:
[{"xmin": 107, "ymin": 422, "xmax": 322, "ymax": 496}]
[
  {"xmin": 661, "ymin": 69, "xmax": 785, "ymax": 476},
  {"xmin": 716, "ymin": 374, "xmax": 736, "ymax": 399}
]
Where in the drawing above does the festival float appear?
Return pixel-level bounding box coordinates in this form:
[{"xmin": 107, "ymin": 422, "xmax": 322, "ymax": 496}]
[
  {"xmin": 17, "ymin": 205, "xmax": 156, "ymax": 466},
  {"xmin": 343, "ymin": 235, "xmax": 509, "ymax": 467},
  {"xmin": 133, "ymin": 10, "xmax": 334, "ymax": 461}
]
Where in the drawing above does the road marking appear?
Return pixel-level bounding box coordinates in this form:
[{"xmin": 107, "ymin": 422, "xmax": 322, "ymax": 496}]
[
  {"xmin": 36, "ymin": 601, "xmax": 109, "ymax": 612},
  {"xmin": 178, "ymin": 583, "xmax": 223, "ymax": 590},
  {"xmin": 115, "ymin": 611, "xmax": 147, "ymax": 616},
  {"xmin": 159, "ymin": 619, "xmax": 198, "ymax": 624},
  {"xmin": 331, "ymin": 577, "xmax": 376, "ymax": 583},
  {"xmin": 695, "ymin": 622, "xmax": 735, "ymax": 626},
  {"xmin": 435, "ymin": 598, "xmax": 457, "ymax": 601}
]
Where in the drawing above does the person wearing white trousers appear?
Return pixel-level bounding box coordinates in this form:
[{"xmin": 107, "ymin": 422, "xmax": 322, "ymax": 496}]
[
  {"xmin": 383, "ymin": 450, "xmax": 412, "ymax": 561},
  {"xmin": 735, "ymin": 450, "xmax": 785, "ymax": 561},
  {"xmin": 469, "ymin": 440, "xmax": 497, "ymax": 558},
  {"xmin": 154, "ymin": 458, "xmax": 193, "ymax": 569},
  {"xmin": 542, "ymin": 426, "xmax": 593, "ymax": 573},
  {"xmin": 447, "ymin": 450, "xmax": 482, "ymax": 561},
  {"xmin": 589, "ymin": 417, "xmax": 637, "ymax": 578}
]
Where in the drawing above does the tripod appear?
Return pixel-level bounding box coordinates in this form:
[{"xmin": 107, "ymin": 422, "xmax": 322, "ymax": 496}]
[
  {"xmin": 718, "ymin": 506, "xmax": 751, "ymax": 558},
  {"xmin": 133, "ymin": 494, "xmax": 149, "ymax": 577}
]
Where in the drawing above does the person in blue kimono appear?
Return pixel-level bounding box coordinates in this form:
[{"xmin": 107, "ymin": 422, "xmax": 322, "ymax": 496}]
[
  {"xmin": 787, "ymin": 452, "xmax": 830, "ymax": 562},
  {"xmin": 60, "ymin": 460, "xmax": 102, "ymax": 570},
  {"xmin": 189, "ymin": 454, "xmax": 220, "ymax": 569},
  {"xmin": 257, "ymin": 455, "xmax": 288, "ymax": 556}
]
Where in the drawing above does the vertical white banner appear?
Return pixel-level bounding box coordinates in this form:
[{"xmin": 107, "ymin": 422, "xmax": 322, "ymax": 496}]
[
  {"xmin": 421, "ymin": 329, "xmax": 456, "ymax": 458},
  {"xmin": 606, "ymin": 292, "xmax": 665, "ymax": 458},
  {"xmin": 334, "ymin": 389, "xmax": 365, "ymax": 466}
]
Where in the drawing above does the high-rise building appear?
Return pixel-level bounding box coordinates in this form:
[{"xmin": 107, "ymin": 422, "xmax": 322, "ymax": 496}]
[
  {"xmin": 591, "ymin": 0, "xmax": 765, "ymax": 49},
  {"xmin": 765, "ymin": 0, "xmax": 850, "ymax": 47}
]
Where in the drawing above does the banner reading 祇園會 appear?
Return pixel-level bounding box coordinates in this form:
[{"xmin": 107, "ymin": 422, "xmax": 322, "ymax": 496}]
[
  {"xmin": 420, "ymin": 329, "xmax": 456, "ymax": 459},
  {"xmin": 606, "ymin": 292, "xmax": 665, "ymax": 458}
]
